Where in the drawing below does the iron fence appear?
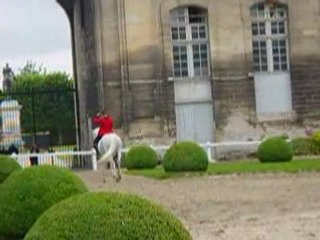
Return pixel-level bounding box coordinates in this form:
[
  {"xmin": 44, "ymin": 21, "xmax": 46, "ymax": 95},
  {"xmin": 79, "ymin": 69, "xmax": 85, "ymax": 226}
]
[{"xmin": 0, "ymin": 87, "xmax": 78, "ymax": 154}]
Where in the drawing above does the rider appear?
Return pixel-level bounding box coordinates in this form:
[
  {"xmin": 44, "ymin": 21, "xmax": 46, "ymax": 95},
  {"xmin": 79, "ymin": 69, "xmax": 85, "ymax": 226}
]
[{"xmin": 93, "ymin": 110, "xmax": 114, "ymax": 156}]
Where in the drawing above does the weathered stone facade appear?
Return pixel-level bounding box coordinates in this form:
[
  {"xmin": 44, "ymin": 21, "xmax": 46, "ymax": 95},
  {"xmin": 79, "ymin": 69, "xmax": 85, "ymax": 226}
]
[{"xmin": 57, "ymin": 0, "xmax": 320, "ymax": 149}]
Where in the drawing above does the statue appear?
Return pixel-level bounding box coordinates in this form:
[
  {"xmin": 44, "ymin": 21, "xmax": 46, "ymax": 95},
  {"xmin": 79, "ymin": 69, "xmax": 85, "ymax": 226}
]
[{"xmin": 2, "ymin": 63, "xmax": 15, "ymax": 92}]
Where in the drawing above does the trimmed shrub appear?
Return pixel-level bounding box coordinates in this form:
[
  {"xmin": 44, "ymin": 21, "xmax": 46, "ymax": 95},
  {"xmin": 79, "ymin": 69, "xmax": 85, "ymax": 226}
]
[
  {"xmin": 119, "ymin": 151, "xmax": 127, "ymax": 168},
  {"xmin": 311, "ymin": 131, "xmax": 320, "ymax": 154},
  {"xmin": 163, "ymin": 141, "xmax": 208, "ymax": 172},
  {"xmin": 291, "ymin": 137, "xmax": 315, "ymax": 156},
  {"xmin": 0, "ymin": 165, "xmax": 88, "ymax": 239},
  {"xmin": 0, "ymin": 155, "xmax": 21, "ymax": 183},
  {"xmin": 311, "ymin": 130, "xmax": 320, "ymax": 146},
  {"xmin": 258, "ymin": 136, "xmax": 293, "ymax": 163},
  {"xmin": 25, "ymin": 192, "xmax": 192, "ymax": 240},
  {"xmin": 125, "ymin": 145, "xmax": 158, "ymax": 169}
]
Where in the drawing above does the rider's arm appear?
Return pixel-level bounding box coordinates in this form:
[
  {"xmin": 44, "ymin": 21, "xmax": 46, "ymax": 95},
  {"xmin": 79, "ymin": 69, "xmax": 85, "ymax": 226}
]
[{"xmin": 93, "ymin": 115, "xmax": 102, "ymax": 124}]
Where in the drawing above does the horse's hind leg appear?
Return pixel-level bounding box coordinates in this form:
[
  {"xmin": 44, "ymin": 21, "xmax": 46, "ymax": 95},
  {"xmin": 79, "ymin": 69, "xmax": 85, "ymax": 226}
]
[
  {"xmin": 115, "ymin": 149, "xmax": 122, "ymax": 182},
  {"xmin": 110, "ymin": 160, "xmax": 117, "ymax": 181},
  {"xmin": 101, "ymin": 166, "xmax": 107, "ymax": 183},
  {"xmin": 106, "ymin": 161, "xmax": 111, "ymax": 169}
]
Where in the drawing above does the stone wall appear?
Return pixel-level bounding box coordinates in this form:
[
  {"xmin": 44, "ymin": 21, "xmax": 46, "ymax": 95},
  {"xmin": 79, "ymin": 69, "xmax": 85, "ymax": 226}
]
[{"xmin": 289, "ymin": 0, "xmax": 320, "ymax": 118}]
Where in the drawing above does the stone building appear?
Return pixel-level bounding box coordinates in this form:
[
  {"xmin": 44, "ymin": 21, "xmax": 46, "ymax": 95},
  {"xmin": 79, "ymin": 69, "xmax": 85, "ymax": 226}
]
[{"xmin": 57, "ymin": 0, "xmax": 320, "ymax": 149}]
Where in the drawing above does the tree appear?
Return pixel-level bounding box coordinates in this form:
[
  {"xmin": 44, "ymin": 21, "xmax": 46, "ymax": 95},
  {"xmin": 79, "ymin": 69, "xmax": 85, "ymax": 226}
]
[
  {"xmin": 18, "ymin": 60, "xmax": 46, "ymax": 75},
  {"xmin": 12, "ymin": 62, "xmax": 76, "ymax": 146}
]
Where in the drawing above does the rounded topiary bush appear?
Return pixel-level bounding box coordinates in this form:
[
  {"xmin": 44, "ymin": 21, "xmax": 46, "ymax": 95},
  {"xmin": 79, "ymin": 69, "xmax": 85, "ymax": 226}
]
[
  {"xmin": 125, "ymin": 145, "xmax": 158, "ymax": 169},
  {"xmin": 25, "ymin": 192, "xmax": 192, "ymax": 240},
  {"xmin": 258, "ymin": 136, "xmax": 293, "ymax": 163},
  {"xmin": 0, "ymin": 165, "xmax": 88, "ymax": 239},
  {"xmin": 163, "ymin": 141, "xmax": 209, "ymax": 172},
  {"xmin": 0, "ymin": 155, "xmax": 21, "ymax": 183}
]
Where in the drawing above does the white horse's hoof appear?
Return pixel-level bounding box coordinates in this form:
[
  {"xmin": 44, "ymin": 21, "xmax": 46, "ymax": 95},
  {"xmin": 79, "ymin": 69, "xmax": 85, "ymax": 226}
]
[
  {"xmin": 116, "ymin": 175, "xmax": 121, "ymax": 183},
  {"xmin": 106, "ymin": 162, "xmax": 111, "ymax": 169}
]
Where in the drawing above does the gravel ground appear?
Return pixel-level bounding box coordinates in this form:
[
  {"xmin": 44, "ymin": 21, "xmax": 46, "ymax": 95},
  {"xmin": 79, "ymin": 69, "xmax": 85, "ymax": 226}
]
[{"xmin": 78, "ymin": 170, "xmax": 320, "ymax": 240}]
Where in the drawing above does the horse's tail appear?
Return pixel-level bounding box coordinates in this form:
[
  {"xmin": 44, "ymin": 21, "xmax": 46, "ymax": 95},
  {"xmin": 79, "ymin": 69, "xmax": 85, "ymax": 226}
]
[{"xmin": 99, "ymin": 141, "xmax": 117, "ymax": 163}]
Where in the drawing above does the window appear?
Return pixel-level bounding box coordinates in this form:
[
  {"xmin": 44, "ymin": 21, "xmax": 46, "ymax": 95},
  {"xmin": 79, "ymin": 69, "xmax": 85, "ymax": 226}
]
[
  {"xmin": 170, "ymin": 7, "xmax": 209, "ymax": 78},
  {"xmin": 251, "ymin": 2, "xmax": 289, "ymax": 72}
]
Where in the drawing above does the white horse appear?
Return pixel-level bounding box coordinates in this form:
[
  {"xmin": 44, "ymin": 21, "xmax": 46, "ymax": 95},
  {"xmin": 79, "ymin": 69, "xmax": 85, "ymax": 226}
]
[{"xmin": 92, "ymin": 128, "xmax": 123, "ymax": 183}]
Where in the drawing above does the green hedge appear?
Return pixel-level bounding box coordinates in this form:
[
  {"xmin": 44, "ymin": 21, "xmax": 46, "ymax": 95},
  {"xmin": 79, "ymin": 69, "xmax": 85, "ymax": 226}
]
[
  {"xmin": 311, "ymin": 131, "xmax": 320, "ymax": 154},
  {"xmin": 291, "ymin": 137, "xmax": 315, "ymax": 156},
  {"xmin": 163, "ymin": 141, "xmax": 208, "ymax": 172},
  {"xmin": 0, "ymin": 165, "xmax": 88, "ymax": 239},
  {"xmin": 25, "ymin": 192, "xmax": 192, "ymax": 240},
  {"xmin": 311, "ymin": 130, "xmax": 320, "ymax": 146},
  {"xmin": 0, "ymin": 155, "xmax": 21, "ymax": 183},
  {"xmin": 124, "ymin": 145, "xmax": 158, "ymax": 170},
  {"xmin": 258, "ymin": 136, "xmax": 293, "ymax": 163}
]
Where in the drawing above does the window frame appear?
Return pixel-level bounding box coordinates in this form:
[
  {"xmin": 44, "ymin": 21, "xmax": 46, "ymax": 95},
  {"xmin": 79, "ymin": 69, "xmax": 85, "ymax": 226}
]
[
  {"xmin": 251, "ymin": 3, "xmax": 290, "ymax": 73},
  {"xmin": 170, "ymin": 7, "xmax": 210, "ymax": 78}
]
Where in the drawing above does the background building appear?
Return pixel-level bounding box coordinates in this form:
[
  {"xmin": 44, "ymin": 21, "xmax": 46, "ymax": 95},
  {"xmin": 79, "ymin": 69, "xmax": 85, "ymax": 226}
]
[{"xmin": 58, "ymin": 0, "xmax": 320, "ymax": 149}]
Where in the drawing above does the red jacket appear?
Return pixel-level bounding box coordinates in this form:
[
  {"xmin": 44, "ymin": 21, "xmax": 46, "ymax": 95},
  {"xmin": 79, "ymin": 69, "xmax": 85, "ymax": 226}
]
[{"xmin": 93, "ymin": 115, "xmax": 114, "ymax": 136}]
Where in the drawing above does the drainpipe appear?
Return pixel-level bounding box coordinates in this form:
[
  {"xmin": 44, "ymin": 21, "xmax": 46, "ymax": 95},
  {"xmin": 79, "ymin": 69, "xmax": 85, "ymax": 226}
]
[
  {"xmin": 95, "ymin": 0, "xmax": 105, "ymax": 111},
  {"xmin": 117, "ymin": 0, "xmax": 129, "ymax": 134}
]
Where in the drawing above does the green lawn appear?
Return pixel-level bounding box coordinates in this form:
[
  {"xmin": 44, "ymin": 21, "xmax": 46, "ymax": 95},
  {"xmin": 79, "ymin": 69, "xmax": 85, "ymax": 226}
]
[{"xmin": 125, "ymin": 159, "xmax": 320, "ymax": 180}]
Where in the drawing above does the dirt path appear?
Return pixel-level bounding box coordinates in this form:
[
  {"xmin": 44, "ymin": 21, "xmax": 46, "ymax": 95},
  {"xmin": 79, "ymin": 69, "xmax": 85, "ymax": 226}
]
[{"xmin": 78, "ymin": 171, "xmax": 320, "ymax": 240}]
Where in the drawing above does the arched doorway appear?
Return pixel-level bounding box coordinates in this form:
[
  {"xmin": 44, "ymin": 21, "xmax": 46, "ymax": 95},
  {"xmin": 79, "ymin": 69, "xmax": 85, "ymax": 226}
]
[{"xmin": 0, "ymin": 0, "xmax": 79, "ymax": 151}]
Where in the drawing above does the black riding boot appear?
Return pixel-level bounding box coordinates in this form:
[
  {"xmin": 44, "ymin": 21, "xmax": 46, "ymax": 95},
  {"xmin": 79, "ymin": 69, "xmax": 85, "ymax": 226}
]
[
  {"xmin": 94, "ymin": 144, "xmax": 99, "ymax": 158},
  {"xmin": 93, "ymin": 135, "xmax": 102, "ymax": 158}
]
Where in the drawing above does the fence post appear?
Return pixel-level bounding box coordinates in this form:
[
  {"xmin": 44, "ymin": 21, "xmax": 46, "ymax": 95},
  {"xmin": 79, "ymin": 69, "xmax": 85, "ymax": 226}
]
[
  {"xmin": 87, "ymin": 117, "xmax": 93, "ymax": 151},
  {"xmin": 206, "ymin": 142, "xmax": 213, "ymax": 163},
  {"xmin": 51, "ymin": 154, "xmax": 54, "ymax": 166},
  {"xmin": 92, "ymin": 149, "xmax": 98, "ymax": 171}
]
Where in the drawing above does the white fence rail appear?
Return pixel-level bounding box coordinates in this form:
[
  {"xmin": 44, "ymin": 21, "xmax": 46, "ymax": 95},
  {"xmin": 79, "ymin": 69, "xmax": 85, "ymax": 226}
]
[
  {"xmin": 12, "ymin": 140, "xmax": 264, "ymax": 170},
  {"xmin": 12, "ymin": 150, "xmax": 98, "ymax": 171},
  {"xmin": 143, "ymin": 141, "xmax": 262, "ymax": 163}
]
